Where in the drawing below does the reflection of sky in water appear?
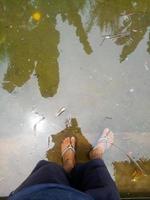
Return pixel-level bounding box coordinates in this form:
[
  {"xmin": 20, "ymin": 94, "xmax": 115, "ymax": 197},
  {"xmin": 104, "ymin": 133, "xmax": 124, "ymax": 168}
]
[{"xmin": 0, "ymin": 0, "xmax": 150, "ymax": 196}]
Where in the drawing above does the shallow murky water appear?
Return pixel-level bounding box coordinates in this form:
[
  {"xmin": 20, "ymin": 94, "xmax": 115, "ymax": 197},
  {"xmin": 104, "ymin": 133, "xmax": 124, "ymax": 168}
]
[{"xmin": 0, "ymin": 0, "xmax": 150, "ymax": 197}]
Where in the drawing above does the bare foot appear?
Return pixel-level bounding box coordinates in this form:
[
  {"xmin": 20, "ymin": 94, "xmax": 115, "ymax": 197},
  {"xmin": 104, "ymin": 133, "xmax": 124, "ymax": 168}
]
[
  {"xmin": 61, "ymin": 137, "xmax": 76, "ymax": 173},
  {"xmin": 89, "ymin": 128, "xmax": 114, "ymax": 160}
]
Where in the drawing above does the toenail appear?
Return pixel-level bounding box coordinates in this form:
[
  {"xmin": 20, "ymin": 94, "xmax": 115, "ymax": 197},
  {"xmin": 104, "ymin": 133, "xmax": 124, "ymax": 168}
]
[{"xmin": 105, "ymin": 128, "xmax": 109, "ymax": 132}]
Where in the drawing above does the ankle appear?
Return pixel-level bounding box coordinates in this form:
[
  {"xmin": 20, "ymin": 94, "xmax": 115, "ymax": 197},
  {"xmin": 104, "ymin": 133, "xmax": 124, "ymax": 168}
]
[
  {"xmin": 90, "ymin": 149, "xmax": 103, "ymax": 160},
  {"xmin": 63, "ymin": 160, "xmax": 74, "ymax": 172}
]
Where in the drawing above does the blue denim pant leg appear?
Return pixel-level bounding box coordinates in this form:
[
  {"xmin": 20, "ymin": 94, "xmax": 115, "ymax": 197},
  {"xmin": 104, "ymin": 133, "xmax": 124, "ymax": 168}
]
[
  {"xmin": 13, "ymin": 160, "xmax": 70, "ymax": 194},
  {"xmin": 71, "ymin": 159, "xmax": 120, "ymax": 200}
]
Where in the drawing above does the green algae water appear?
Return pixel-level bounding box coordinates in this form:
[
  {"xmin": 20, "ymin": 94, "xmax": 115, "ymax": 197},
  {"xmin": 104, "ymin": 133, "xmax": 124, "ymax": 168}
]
[{"xmin": 0, "ymin": 0, "xmax": 150, "ymax": 197}]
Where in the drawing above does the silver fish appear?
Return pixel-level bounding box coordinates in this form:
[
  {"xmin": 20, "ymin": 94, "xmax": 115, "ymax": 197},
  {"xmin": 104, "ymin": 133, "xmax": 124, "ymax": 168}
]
[{"xmin": 55, "ymin": 107, "xmax": 66, "ymax": 117}]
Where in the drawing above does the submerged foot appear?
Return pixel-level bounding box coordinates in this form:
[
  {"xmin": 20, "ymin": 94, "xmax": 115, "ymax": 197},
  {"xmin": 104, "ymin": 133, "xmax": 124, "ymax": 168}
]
[
  {"xmin": 61, "ymin": 137, "xmax": 76, "ymax": 173},
  {"xmin": 89, "ymin": 128, "xmax": 114, "ymax": 160}
]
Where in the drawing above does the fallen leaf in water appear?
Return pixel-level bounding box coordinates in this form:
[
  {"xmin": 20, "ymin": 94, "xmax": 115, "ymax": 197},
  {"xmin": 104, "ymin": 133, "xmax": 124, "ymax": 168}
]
[{"xmin": 32, "ymin": 11, "xmax": 42, "ymax": 21}]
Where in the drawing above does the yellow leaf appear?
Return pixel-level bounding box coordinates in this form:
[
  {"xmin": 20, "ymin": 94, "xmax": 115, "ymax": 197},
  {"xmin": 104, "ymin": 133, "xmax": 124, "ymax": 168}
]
[{"xmin": 32, "ymin": 12, "xmax": 41, "ymax": 21}]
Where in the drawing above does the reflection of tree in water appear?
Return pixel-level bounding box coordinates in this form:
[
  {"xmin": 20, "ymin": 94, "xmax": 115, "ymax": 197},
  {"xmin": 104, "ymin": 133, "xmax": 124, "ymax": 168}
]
[
  {"xmin": 89, "ymin": 0, "xmax": 150, "ymax": 62},
  {"xmin": 1, "ymin": 0, "xmax": 150, "ymax": 97},
  {"xmin": 47, "ymin": 118, "xmax": 92, "ymax": 164},
  {"xmin": 113, "ymin": 159, "xmax": 150, "ymax": 196},
  {"xmin": 0, "ymin": 0, "xmax": 92, "ymax": 97}
]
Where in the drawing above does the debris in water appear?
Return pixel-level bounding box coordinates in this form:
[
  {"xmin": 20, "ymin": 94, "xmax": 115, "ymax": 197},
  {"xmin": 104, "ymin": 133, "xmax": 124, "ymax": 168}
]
[
  {"xmin": 100, "ymin": 32, "xmax": 130, "ymax": 45},
  {"xmin": 56, "ymin": 107, "xmax": 66, "ymax": 117}
]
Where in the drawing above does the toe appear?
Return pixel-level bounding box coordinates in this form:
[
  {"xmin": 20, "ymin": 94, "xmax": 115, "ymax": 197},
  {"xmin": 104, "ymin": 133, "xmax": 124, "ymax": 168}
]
[
  {"xmin": 103, "ymin": 128, "xmax": 110, "ymax": 135},
  {"xmin": 70, "ymin": 136, "xmax": 76, "ymax": 148},
  {"xmin": 61, "ymin": 137, "xmax": 70, "ymax": 151},
  {"xmin": 108, "ymin": 131, "xmax": 114, "ymax": 144},
  {"xmin": 64, "ymin": 137, "xmax": 70, "ymax": 145}
]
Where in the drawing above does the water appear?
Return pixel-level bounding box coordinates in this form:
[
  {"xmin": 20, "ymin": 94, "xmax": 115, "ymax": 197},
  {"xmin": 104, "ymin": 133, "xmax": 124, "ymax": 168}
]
[{"xmin": 0, "ymin": 0, "xmax": 150, "ymax": 197}]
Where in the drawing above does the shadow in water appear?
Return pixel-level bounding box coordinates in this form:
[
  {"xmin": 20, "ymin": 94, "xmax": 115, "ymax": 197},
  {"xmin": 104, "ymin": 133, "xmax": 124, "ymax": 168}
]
[
  {"xmin": 47, "ymin": 118, "xmax": 92, "ymax": 164},
  {"xmin": 113, "ymin": 159, "xmax": 150, "ymax": 197}
]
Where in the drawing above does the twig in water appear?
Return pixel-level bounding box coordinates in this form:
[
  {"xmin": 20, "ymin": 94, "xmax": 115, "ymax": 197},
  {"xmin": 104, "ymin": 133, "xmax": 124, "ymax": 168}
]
[{"xmin": 102, "ymin": 32, "xmax": 130, "ymax": 40}]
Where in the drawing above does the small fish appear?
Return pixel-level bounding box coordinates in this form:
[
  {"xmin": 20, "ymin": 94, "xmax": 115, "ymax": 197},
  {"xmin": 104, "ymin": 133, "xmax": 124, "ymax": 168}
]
[
  {"xmin": 33, "ymin": 116, "xmax": 45, "ymax": 132},
  {"xmin": 55, "ymin": 107, "xmax": 66, "ymax": 117},
  {"xmin": 105, "ymin": 116, "xmax": 112, "ymax": 120}
]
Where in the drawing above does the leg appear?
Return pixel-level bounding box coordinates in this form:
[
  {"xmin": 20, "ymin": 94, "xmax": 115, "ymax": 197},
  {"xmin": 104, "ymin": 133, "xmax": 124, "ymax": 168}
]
[
  {"xmin": 61, "ymin": 137, "xmax": 76, "ymax": 173},
  {"xmin": 71, "ymin": 159, "xmax": 115, "ymax": 189},
  {"xmin": 85, "ymin": 159, "xmax": 120, "ymax": 200},
  {"xmin": 30, "ymin": 160, "xmax": 49, "ymax": 175},
  {"xmin": 71, "ymin": 128, "xmax": 120, "ymax": 200},
  {"xmin": 14, "ymin": 160, "xmax": 70, "ymax": 194},
  {"xmin": 14, "ymin": 136, "xmax": 77, "ymax": 194}
]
